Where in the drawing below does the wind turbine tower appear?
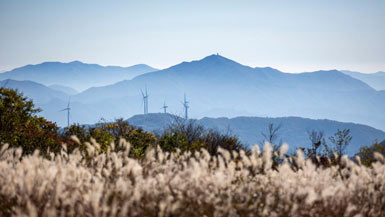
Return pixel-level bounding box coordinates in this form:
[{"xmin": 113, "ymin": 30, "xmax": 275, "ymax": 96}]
[
  {"xmin": 60, "ymin": 97, "xmax": 71, "ymax": 127},
  {"xmin": 141, "ymin": 86, "xmax": 149, "ymax": 114},
  {"xmin": 182, "ymin": 94, "xmax": 189, "ymax": 119},
  {"xmin": 161, "ymin": 100, "xmax": 168, "ymax": 113}
]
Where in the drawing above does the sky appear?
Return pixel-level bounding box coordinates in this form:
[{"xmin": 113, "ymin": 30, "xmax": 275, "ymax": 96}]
[{"xmin": 0, "ymin": 0, "xmax": 384, "ymax": 73}]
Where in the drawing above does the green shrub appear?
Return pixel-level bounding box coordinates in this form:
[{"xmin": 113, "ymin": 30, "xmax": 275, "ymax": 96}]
[
  {"xmin": 357, "ymin": 140, "xmax": 385, "ymax": 167},
  {"xmin": 61, "ymin": 119, "xmax": 157, "ymax": 158},
  {"xmin": 0, "ymin": 88, "xmax": 61, "ymax": 156},
  {"xmin": 159, "ymin": 118, "xmax": 245, "ymax": 155}
]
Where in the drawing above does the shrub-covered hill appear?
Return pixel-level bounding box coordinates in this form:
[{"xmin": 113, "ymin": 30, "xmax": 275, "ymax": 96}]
[{"xmin": 127, "ymin": 113, "xmax": 385, "ymax": 155}]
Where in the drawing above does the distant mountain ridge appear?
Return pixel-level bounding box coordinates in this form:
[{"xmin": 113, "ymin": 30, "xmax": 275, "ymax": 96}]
[
  {"xmin": 0, "ymin": 79, "xmax": 69, "ymax": 104},
  {"xmin": 49, "ymin": 84, "xmax": 78, "ymax": 95},
  {"xmin": 72, "ymin": 54, "xmax": 385, "ymax": 131},
  {"xmin": 341, "ymin": 70, "xmax": 385, "ymax": 90},
  {"xmin": 0, "ymin": 61, "xmax": 158, "ymax": 91},
  {"xmin": 127, "ymin": 113, "xmax": 385, "ymax": 155},
  {"xmin": 78, "ymin": 55, "xmax": 375, "ymax": 101},
  {"xmin": 1, "ymin": 54, "xmax": 384, "ymax": 131}
]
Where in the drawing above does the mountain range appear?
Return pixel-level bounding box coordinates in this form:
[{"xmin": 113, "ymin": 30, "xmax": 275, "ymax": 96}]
[
  {"xmin": 126, "ymin": 113, "xmax": 385, "ymax": 155},
  {"xmin": 341, "ymin": 70, "xmax": 385, "ymax": 91},
  {"xmin": 48, "ymin": 84, "xmax": 79, "ymax": 95},
  {"xmin": 0, "ymin": 79, "xmax": 69, "ymax": 104},
  {"xmin": 71, "ymin": 54, "xmax": 385, "ymax": 131},
  {"xmin": 1, "ymin": 54, "xmax": 384, "ymax": 133},
  {"xmin": 0, "ymin": 61, "xmax": 157, "ymax": 91}
]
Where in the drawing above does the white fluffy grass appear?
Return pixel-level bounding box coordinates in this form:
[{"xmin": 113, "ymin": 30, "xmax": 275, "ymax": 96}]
[{"xmin": 0, "ymin": 140, "xmax": 384, "ymax": 217}]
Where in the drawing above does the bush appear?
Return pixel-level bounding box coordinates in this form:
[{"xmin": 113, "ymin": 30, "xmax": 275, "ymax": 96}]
[
  {"xmin": 158, "ymin": 118, "xmax": 245, "ymax": 155},
  {"xmin": 0, "ymin": 88, "xmax": 61, "ymax": 156},
  {"xmin": 60, "ymin": 119, "xmax": 157, "ymax": 158},
  {"xmin": 357, "ymin": 140, "xmax": 385, "ymax": 167}
]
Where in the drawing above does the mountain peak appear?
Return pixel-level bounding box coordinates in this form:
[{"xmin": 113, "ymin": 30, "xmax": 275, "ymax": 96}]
[
  {"xmin": 307, "ymin": 69, "xmax": 342, "ymax": 76},
  {"xmin": 69, "ymin": 60, "xmax": 84, "ymax": 65},
  {"xmin": 200, "ymin": 54, "xmax": 234, "ymax": 63},
  {"xmin": 188, "ymin": 54, "xmax": 247, "ymax": 69},
  {"xmin": 254, "ymin": 66, "xmax": 282, "ymax": 74},
  {"xmin": 127, "ymin": 64, "xmax": 158, "ymax": 72},
  {"xmin": 163, "ymin": 54, "xmax": 246, "ymax": 73}
]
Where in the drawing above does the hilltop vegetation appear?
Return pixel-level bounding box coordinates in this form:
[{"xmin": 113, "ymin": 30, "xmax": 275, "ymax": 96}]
[
  {"xmin": 1, "ymin": 87, "xmax": 384, "ymax": 162},
  {"xmin": 0, "ymin": 88, "xmax": 245, "ymax": 158},
  {"xmin": 128, "ymin": 113, "xmax": 385, "ymax": 155}
]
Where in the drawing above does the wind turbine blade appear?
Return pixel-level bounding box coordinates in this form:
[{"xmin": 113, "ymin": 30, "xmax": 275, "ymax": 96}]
[
  {"xmin": 59, "ymin": 108, "xmax": 67, "ymax": 112},
  {"xmin": 2, "ymin": 79, "xmax": 9, "ymax": 88}
]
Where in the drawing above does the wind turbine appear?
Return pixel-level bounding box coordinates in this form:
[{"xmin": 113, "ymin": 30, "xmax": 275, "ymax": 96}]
[
  {"xmin": 1, "ymin": 79, "xmax": 9, "ymax": 88},
  {"xmin": 60, "ymin": 97, "xmax": 71, "ymax": 127},
  {"xmin": 140, "ymin": 85, "xmax": 149, "ymax": 114},
  {"xmin": 182, "ymin": 94, "xmax": 189, "ymax": 119},
  {"xmin": 161, "ymin": 100, "xmax": 168, "ymax": 113}
]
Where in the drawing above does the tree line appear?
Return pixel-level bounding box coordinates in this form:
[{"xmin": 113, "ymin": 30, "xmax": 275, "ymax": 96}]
[{"xmin": 1, "ymin": 87, "xmax": 383, "ymax": 166}]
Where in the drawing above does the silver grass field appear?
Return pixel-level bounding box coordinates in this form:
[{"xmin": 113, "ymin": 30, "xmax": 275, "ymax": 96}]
[{"xmin": 0, "ymin": 138, "xmax": 384, "ymax": 217}]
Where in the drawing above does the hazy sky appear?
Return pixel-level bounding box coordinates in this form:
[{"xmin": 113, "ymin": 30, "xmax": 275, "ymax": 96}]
[{"xmin": 1, "ymin": 0, "xmax": 384, "ymax": 73}]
